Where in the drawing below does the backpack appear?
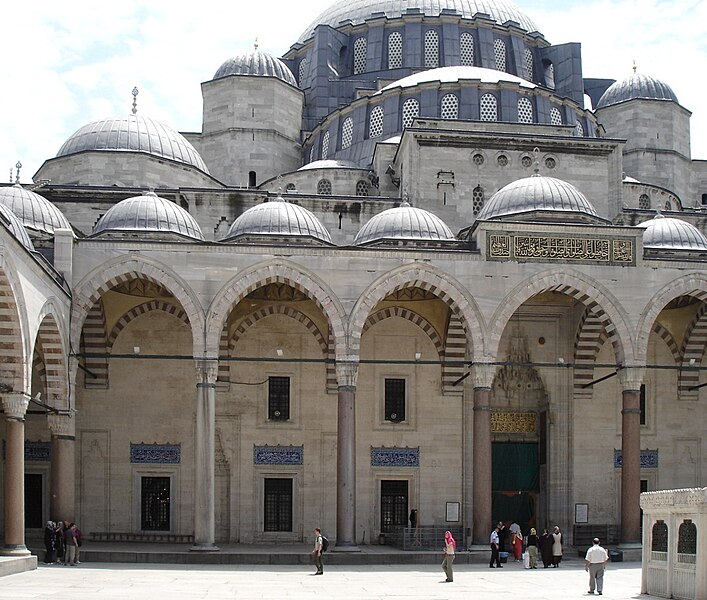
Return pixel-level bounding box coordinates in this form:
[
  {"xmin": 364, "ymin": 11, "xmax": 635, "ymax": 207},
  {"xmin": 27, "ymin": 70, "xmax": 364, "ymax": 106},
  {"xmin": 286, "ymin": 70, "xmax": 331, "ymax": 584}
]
[{"xmin": 321, "ymin": 536, "xmax": 329, "ymax": 552}]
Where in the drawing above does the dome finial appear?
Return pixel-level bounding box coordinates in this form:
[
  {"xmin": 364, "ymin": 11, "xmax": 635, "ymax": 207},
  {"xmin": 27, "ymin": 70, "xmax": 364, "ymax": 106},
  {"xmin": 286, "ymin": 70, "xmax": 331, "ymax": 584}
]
[
  {"xmin": 254, "ymin": 38, "xmax": 259, "ymax": 51},
  {"xmin": 131, "ymin": 87, "xmax": 139, "ymax": 115},
  {"xmin": 273, "ymin": 175, "xmax": 285, "ymax": 202},
  {"xmin": 14, "ymin": 161, "xmax": 22, "ymax": 184},
  {"xmin": 632, "ymin": 60, "xmax": 637, "ymax": 74}
]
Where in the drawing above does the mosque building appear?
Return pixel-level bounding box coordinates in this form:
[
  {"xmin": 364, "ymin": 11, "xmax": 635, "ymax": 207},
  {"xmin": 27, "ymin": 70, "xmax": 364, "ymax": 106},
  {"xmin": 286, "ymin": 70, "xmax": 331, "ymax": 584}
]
[{"xmin": 1, "ymin": 0, "xmax": 706, "ymax": 556}]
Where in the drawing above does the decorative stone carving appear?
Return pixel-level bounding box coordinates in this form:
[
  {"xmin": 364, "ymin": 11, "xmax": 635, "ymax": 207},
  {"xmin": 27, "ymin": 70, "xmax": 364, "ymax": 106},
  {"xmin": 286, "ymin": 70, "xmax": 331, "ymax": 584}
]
[
  {"xmin": 130, "ymin": 443, "xmax": 181, "ymax": 464},
  {"xmin": 195, "ymin": 359, "xmax": 219, "ymax": 385},
  {"xmin": 471, "ymin": 362, "xmax": 496, "ymax": 389},
  {"xmin": 614, "ymin": 448, "xmax": 658, "ymax": 468},
  {"xmin": 618, "ymin": 366, "xmax": 646, "ymax": 392},
  {"xmin": 253, "ymin": 445, "xmax": 303, "ymax": 465},
  {"xmin": 1, "ymin": 392, "xmax": 29, "ymax": 420},
  {"xmin": 371, "ymin": 447, "xmax": 419, "ymax": 467},
  {"xmin": 47, "ymin": 413, "xmax": 76, "ymax": 437},
  {"xmin": 336, "ymin": 360, "xmax": 359, "ymax": 388}
]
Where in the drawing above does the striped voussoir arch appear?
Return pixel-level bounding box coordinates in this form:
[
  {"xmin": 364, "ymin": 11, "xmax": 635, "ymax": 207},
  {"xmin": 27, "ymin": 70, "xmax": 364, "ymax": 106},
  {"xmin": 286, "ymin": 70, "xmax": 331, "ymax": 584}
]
[
  {"xmin": 0, "ymin": 272, "xmax": 24, "ymax": 388},
  {"xmin": 573, "ymin": 308, "xmax": 606, "ymax": 393},
  {"xmin": 32, "ymin": 351, "xmax": 47, "ymax": 399},
  {"xmin": 363, "ymin": 306, "xmax": 444, "ymax": 355},
  {"xmin": 651, "ymin": 322, "xmax": 680, "ymax": 365},
  {"xmin": 82, "ymin": 299, "xmax": 109, "ymax": 388},
  {"xmin": 107, "ymin": 300, "xmax": 189, "ymax": 351},
  {"xmin": 679, "ymin": 304, "xmax": 707, "ymax": 399},
  {"xmin": 36, "ymin": 315, "xmax": 67, "ymax": 402},
  {"xmin": 442, "ymin": 313, "xmax": 466, "ymax": 394}
]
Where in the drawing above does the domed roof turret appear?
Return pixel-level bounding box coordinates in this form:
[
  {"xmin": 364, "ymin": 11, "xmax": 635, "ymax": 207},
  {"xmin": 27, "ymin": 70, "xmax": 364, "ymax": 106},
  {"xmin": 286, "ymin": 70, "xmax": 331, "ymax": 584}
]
[
  {"xmin": 57, "ymin": 114, "xmax": 209, "ymax": 173},
  {"xmin": 0, "ymin": 203, "xmax": 34, "ymax": 251},
  {"xmin": 0, "ymin": 184, "xmax": 71, "ymax": 235},
  {"xmin": 225, "ymin": 195, "xmax": 332, "ymax": 244},
  {"xmin": 477, "ymin": 174, "xmax": 603, "ymax": 223},
  {"xmin": 596, "ymin": 71, "xmax": 678, "ymax": 109},
  {"xmin": 298, "ymin": 0, "xmax": 539, "ymax": 43},
  {"xmin": 214, "ymin": 48, "xmax": 297, "ymax": 86},
  {"xmin": 92, "ymin": 191, "xmax": 204, "ymax": 241},
  {"xmin": 640, "ymin": 214, "xmax": 707, "ymax": 251},
  {"xmin": 354, "ymin": 201, "xmax": 455, "ymax": 245}
]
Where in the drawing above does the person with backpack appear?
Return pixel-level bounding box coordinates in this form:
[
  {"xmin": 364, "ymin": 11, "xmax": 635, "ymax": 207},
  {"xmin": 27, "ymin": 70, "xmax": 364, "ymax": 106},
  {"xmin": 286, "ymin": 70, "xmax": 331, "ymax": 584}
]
[{"xmin": 312, "ymin": 528, "xmax": 327, "ymax": 575}]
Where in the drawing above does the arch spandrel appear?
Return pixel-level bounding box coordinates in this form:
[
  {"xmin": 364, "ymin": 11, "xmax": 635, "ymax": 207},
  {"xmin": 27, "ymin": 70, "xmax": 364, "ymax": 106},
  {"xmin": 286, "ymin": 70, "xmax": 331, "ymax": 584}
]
[{"xmin": 205, "ymin": 260, "xmax": 347, "ymax": 358}]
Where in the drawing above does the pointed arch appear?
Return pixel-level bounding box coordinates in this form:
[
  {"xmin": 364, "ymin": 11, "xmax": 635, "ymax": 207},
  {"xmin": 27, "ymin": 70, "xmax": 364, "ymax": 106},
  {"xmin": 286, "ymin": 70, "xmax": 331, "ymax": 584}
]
[
  {"xmin": 573, "ymin": 308, "xmax": 606, "ymax": 392},
  {"xmin": 363, "ymin": 307, "xmax": 444, "ymax": 357},
  {"xmin": 678, "ymin": 304, "xmax": 707, "ymax": 399},
  {"xmin": 82, "ymin": 298, "xmax": 109, "ymax": 388},
  {"xmin": 35, "ymin": 311, "xmax": 68, "ymax": 407},
  {"xmin": 107, "ymin": 300, "xmax": 190, "ymax": 351}
]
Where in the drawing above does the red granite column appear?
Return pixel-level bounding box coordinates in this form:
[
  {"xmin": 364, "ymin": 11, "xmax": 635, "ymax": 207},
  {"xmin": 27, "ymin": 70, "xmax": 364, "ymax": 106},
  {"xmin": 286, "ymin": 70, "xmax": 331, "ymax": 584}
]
[
  {"xmin": 619, "ymin": 367, "xmax": 644, "ymax": 546},
  {"xmin": 335, "ymin": 360, "xmax": 359, "ymax": 550},
  {"xmin": 47, "ymin": 414, "xmax": 76, "ymax": 524},
  {"xmin": 472, "ymin": 363, "xmax": 496, "ymax": 545}
]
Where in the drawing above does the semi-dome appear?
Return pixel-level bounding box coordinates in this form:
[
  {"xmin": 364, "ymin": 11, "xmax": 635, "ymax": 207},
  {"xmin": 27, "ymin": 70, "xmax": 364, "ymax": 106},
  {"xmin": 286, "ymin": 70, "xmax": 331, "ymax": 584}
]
[
  {"xmin": 0, "ymin": 203, "xmax": 34, "ymax": 251},
  {"xmin": 226, "ymin": 196, "xmax": 332, "ymax": 243},
  {"xmin": 0, "ymin": 184, "xmax": 71, "ymax": 235},
  {"xmin": 354, "ymin": 202, "xmax": 455, "ymax": 245},
  {"xmin": 378, "ymin": 65, "xmax": 536, "ymax": 94},
  {"xmin": 477, "ymin": 174, "xmax": 601, "ymax": 222},
  {"xmin": 640, "ymin": 214, "xmax": 707, "ymax": 251},
  {"xmin": 214, "ymin": 50, "xmax": 297, "ymax": 86},
  {"xmin": 298, "ymin": 0, "xmax": 539, "ymax": 43},
  {"xmin": 596, "ymin": 72, "xmax": 678, "ymax": 109},
  {"xmin": 57, "ymin": 115, "xmax": 209, "ymax": 173},
  {"xmin": 92, "ymin": 191, "xmax": 204, "ymax": 241}
]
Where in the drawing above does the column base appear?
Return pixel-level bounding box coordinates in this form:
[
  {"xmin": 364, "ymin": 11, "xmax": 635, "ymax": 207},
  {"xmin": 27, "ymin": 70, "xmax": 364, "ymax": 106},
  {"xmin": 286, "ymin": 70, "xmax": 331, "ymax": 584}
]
[
  {"xmin": 189, "ymin": 543, "xmax": 220, "ymax": 552},
  {"xmin": 333, "ymin": 543, "xmax": 361, "ymax": 552},
  {"xmin": 0, "ymin": 545, "xmax": 31, "ymax": 557}
]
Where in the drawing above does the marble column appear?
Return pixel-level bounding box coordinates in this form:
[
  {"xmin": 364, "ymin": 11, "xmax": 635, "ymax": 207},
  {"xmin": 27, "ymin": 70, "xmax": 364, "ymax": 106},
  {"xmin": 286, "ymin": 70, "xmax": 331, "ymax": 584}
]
[
  {"xmin": 47, "ymin": 413, "xmax": 76, "ymax": 524},
  {"xmin": 619, "ymin": 366, "xmax": 644, "ymax": 547},
  {"xmin": 335, "ymin": 360, "xmax": 359, "ymax": 550},
  {"xmin": 472, "ymin": 363, "xmax": 496, "ymax": 545},
  {"xmin": 1, "ymin": 392, "xmax": 30, "ymax": 555},
  {"xmin": 191, "ymin": 359, "xmax": 219, "ymax": 551}
]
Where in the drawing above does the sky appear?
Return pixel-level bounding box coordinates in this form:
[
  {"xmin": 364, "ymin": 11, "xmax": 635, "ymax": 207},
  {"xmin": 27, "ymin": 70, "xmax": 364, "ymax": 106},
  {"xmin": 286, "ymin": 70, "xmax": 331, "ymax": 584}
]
[{"xmin": 1, "ymin": 0, "xmax": 705, "ymax": 181}]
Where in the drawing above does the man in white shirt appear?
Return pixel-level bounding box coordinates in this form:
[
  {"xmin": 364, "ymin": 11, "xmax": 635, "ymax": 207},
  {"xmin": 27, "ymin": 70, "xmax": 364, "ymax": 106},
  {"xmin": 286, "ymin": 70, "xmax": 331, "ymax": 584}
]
[
  {"xmin": 584, "ymin": 537, "xmax": 610, "ymax": 594},
  {"xmin": 489, "ymin": 524, "xmax": 502, "ymax": 568}
]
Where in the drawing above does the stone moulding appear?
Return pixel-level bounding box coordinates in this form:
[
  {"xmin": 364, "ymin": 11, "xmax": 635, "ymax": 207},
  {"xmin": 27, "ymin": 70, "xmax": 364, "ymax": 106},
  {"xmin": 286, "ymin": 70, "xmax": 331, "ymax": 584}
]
[
  {"xmin": 371, "ymin": 446, "xmax": 420, "ymax": 467},
  {"xmin": 130, "ymin": 443, "xmax": 181, "ymax": 464},
  {"xmin": 253, "ymin": 445, "xmax": 304, "ymax": 465}
]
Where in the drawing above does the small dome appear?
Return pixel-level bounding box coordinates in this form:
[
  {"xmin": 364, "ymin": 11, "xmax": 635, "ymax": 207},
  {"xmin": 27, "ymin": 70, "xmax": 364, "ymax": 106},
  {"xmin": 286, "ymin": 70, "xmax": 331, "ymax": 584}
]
[
  {"xmin": 0, "ymin": 203, "xmax": 34, "ymax": 251},
  {"xmin": 354, "ymin": 202, "xmax": 455, "ymax": 245},
  {"xmin": 298, "ymin": 159, "xmax": 361, "ymax": 171},
  {"xmin": 596, "ymin": 72, "xmax": 678, "ymax": 109},
  {"xmin": 93, "ymin": 191, "xmax": 204, "ymax": 241},
  {"xmin": 214, "ymin": 50, "xmax": 297, "ymax": 86},
  {"xmin": 478, "ymin": 174, "xmax": 601, "ymax": 222},
  {"xmin": 0, "ymin": 184, "xmax": 71, "ymax": 235},
  {"xmin": 640, "ymin": 214, "xmax": 707, "ymax": 251},
  {"xmin": 57, "ymin": 115, "xmax": 209, "ymax": 173},
  {"xmin": 226, "ymin": 196, "xmax": 332, "ymax": 243}
]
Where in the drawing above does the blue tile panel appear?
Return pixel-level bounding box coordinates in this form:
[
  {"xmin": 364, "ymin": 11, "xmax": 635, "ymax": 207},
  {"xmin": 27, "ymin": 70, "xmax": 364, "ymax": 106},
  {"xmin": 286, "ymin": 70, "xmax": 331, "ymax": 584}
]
[
  {"xmin": 253, "ymin": 445, "xmax": 304, "ymax": 465},
  {"xmin": 371, "ymin": 447, "xmax": 419, "ymax": 467},
  {"xmin": 130, "ymin": 443, "xmax": 181, "ymax": 464},
  {"xmin": 614, "ymin": 449, "xmax": 658, "ymax": 469},
  {"xmin": 25, "ymin": 441, "xmax": 51, "ymax": 462}
]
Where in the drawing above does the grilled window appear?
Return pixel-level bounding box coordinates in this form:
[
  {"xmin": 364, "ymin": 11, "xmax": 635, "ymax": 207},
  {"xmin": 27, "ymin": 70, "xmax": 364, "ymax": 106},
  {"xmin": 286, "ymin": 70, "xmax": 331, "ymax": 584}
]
[
  {"xmin": 424, "ymin": 30, "xmax": 439, "ymax": 68},
  {"xmin": 321, "ymin": 131, "xmax": 330, "ymax": 160},
  {"xmin": 341, "ymin": 117, "xmax": 354, "ymax": 149},
  {"xmin": 369, "ymin": 106, "xmax": 384, "ymax": 138},
  {"xmin": 518, "ymin": 97, "xmax": 533, "ymax": 123},
  {"xmin": 317, "ymin": 179, "xmax": 332, "ymax": 195},
  {"xmin": 494, "ymin": 39, "xmax": 506, "ymax": 71},
  {"xmin": 264, "ymin": 478, "xmax": 293, "ymax": 532},
  {"xmin": 356, "ymin": 180, "xmax": 369, "ymax": 196},
  {"xmin": 141, "ymin": 476, "xmax": 170, "ymax": 531},
  {"xmin": 480, "ymin": 93, "xmax": 498, "ymax": 121},
  {"xmin": 385, "ymin": 378, "xmax": 406, "ymax": 422},
  {"xmin": 388, "ymin": 31, "xmax": 403, "ymax": 69},
  {"xmin": 402, "ymin": 98, "xmax": 419, "ymax": 129},
  {"xmin": 460, "ymin": 32, "xmax": 474, "ymax": 66},
  {"xmin": 550, "ymin": 107, "xmax": 563, "ymax": 125},
  {"xmin": 268, "ymin": 376, "xmax": 290, "ymax": 420},
  {"xmin": 441, "ymin": 94, "xmax": 459, "ymax": 120},
  {"xmin": 381, "ymin": 480, "xmax": 409, "ymax": 533},
  {"xmin": 524, "ymin": 48, "xmax": 534, "ymax": 80},
  {"xmin": 354, "ymin": 37, "xmax": 367, "ymax": 75}
]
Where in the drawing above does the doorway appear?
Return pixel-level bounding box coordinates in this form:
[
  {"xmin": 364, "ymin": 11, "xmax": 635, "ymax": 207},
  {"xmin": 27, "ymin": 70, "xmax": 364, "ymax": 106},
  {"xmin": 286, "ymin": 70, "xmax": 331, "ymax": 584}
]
[
  {"xmin": 380, "ymin": 480, "xmax": 408, "ymax": 533},
  {"xmin": 492, "ymin": 442, "xmax": 539, "ymax": 532},
  {"xmin": 25, "ymin": 473, "xmax": 43, "ymax": 529}
]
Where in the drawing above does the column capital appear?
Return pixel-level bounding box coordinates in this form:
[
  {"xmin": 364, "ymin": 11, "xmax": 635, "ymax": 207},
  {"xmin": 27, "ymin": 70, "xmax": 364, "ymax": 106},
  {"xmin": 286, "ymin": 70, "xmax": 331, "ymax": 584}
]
[
  {"xmin": 471, "ymin": 362, "xmax": 497, "ymax": 390},
  {"xmin": 618, "ymin": 366, "xmax": 645, "ymax": 393},
  {"xmin": 47, "ymin": 413, "xmax": 76, "ymax": 438},
  {"xmin": 336, "ymin": 359, "xmax": 359, "ymax": 389},
  {"xmin": 195, "ymin": 358, "xmax": 219, "ymax": 386},
  {"xmin": 1, "ymin": 392, "xmax": 29, "ymax": 420}
]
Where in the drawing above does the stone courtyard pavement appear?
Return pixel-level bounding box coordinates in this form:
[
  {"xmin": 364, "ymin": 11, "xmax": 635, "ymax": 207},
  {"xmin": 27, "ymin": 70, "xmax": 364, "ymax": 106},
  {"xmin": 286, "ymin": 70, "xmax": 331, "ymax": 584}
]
[{"xmin": 0, "ymin": 560, "xmax": 661, "ymax": 600}]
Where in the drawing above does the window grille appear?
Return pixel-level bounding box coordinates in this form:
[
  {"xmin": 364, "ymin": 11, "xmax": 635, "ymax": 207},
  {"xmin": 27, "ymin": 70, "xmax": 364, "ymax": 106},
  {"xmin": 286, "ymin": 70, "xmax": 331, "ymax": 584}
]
[
  {"xmin": 639, "ymin": 194, "xmax": 651, "ymax": 210},
  {"xmin": 381, "ymin": 480, "xmax": 409, "ymax": 533},
  {"xmin": 521, "ymin": 156, "xmax": 533, "ymax": 168},
  {"xmin": 424, "ymin": 30, "xmax": 439, "ymax": 68},
  {"xmin": 545, "ymin": 157, "xmax": 556, "ymax": 169},
  {"xmin": 651, "ymin": 521, "xmax": 668, "ymax": 553},
  {"xmin": 524, "ymin": 48, "xmax": 534, "ymax": 80},
  {"xmin": 544, "ymin": 61, "xmax": 555, "ymax": 88},
  {"xmin": 480, "ymin": 93, "xmax": 498, "ymax": 121},
  {"xmin": 677, "ymin": 520, "xmax": 697, "ymax": 556},
  {"xmin": 460, "ymin": 32, "xmax": 474, "ymax": 66},
  {"xmin": 665, "ymin": 201, "xmax": 672, "ymax": 211},
  {"xmin": 472, "ymin": 153, "xmax": 484, "ymax": 166},
  {"xmin": 268, "ymin": 376, "xmax": 290, "ymax": 420},
  {"xmin": 402, "ymin": 98, "xmax": 419, "ymax": 129},
  {"xmin": 341, "ymin": 117, "xmax": 354, "ymax": 150},
  {"xmin": 440, "ymin": 94, "xmax": 459, "ymax": 120},
  {"xmin": 285, "ymin": 183, "xmax": 296, "ymax": 193},
  {"xmin": 354, "ymin": 37, "xmax": 367, "ymax": 75},
  {"xmin": 356, "ymin": 180, "xmax": 369, "ymax": 196},
  {"xmin": 264, "ymin": 478, "xmax": 293, "ymax": 532},
  {"xmin": 369, "ymin": 106, "xmax": 384, "ymax": 138},
  {"xmin": 141, "ymin": 477, "xmax": 170, "ymax": 531},
  {"xmin": 298, "ymin": 58, "xmax": 308, "ymax": 86},
  {"xmin": 518, "ymin": 97, "xmax": 533, "ymax": 123},
  {"xmin": 497, "ymin": 155, "xmax": 508, "ymax": 167},
  {"xmin": 321, "ymin": 131, "xmax": 330, "ymax": 160},
  {"xmin": 317, "ymin": 179, "xmax": 332, "ymax": 195},
  {"xmin": 385, "ymin": 378, "xmax": 406, "ymax": 422},
  {"xmin": 473, "ymin": 186, "xmax": 485, "ymax": 215},
  {"xmin": 550, "ymin": 107, "xmax": 563, "ymax": 125},
  {"xmin": 494, "ymin": 39, "xmax": 506, "ymax": 71},
  {"xmin": 574, "ymin": 119, "xmax": 585, "ymax": 137},
  {"xmin": 388, "ymin": 31, "xmax": 403, "ymax": 69}
]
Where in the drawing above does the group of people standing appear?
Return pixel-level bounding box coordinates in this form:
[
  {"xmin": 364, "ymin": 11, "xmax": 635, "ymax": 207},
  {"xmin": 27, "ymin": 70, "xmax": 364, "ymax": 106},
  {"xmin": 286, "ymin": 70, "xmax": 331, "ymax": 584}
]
[
  {"xmin": 43, "ymin": 520, "xmax": 81, "ymax": 566},
  {"xmin": 490, "ymin": 522, "xmax": 563, "ymax": 569}
]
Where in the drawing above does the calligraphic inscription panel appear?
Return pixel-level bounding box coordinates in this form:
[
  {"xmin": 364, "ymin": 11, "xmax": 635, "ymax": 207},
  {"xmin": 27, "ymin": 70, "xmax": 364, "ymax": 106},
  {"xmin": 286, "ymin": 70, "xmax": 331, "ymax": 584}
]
[
  {"xmin": 253, "ymin": 445, "xmax": 303, "ymax": 465},
  {"xmin": 371, "ymin": 447, "xmax": 419, "ymax": 467},
  {"xmin": 130, "ymin": 443, "xmax": 181, "ymax": 464},
  {"xmin": 487, "ymin": 232, "xmax": 635, "ymax": 266},
  {"xmin": 491, "ymin": 411, "xmax": 536, "ymax": 433}
]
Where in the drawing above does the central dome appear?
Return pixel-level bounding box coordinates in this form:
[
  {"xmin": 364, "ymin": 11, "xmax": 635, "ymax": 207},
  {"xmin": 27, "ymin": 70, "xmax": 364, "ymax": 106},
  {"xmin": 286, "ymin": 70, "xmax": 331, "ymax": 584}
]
[{"xmin": 298, "ymin": 0, "xmax": 539, "ymax": 43}]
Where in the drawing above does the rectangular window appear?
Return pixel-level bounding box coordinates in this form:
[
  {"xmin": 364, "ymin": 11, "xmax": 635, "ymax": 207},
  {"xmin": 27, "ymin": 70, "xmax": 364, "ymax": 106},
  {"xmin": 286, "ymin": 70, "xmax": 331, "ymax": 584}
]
[
  {"xmin": 385, "ymin": 378, "xmax": 405, "ymax": 422},
  {"xmin": 268, "ymin": 376, "xmax": 290, "ymax": 421},
  {"xmin": 639, "ymin": 384, "xmax": 646, "ymax": 425},
  {"xmin": 141, "ymin": 476, "xmax": 170, "ymax": 531},
  {"xmin": 264, "ymin": 478, "xmax": 293, "ymax": 532},
  {"xmin": 380, "ymin": 480, "xmax": 409, "ymax": 533}
]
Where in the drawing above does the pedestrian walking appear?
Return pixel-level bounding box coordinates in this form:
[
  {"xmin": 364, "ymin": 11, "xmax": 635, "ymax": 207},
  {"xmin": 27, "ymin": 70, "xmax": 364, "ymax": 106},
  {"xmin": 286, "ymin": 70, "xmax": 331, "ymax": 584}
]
[
  {"xmin": 552, "ymin": 526, "xmax": 563, "ymax": 567},
  {"xmin": 585, "ymin": 538, "xmax": 610, "ymax": 595},
  {"xmin": 441, "ymin": 530, "xmax": 456, "ymax": 582},
  {"xmin": 311, "ymin": 528, "xmax": 324, "ymax": 575},
  {"xmin": 489, "ymin": 523, "xmax": 503, "ymax": 568}
]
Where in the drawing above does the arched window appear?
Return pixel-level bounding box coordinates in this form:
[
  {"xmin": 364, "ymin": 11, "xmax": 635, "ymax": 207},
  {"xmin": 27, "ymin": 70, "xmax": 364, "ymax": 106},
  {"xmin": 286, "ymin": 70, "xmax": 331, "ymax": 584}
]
[
  {"xmin": 308, "ymin": 146, "xmax": 315, "ymax": 164},
  {"xmin": 317, "ymin": 179, "xmax": 332, "ymax": 195},
  {"xmin": 639, "ymin": 194, "xmax": 651, "ymax": 210},
  {"xmin": 402, "ymin": 98, "xmax": 419, "ymax": 129},
  {"xmin": 298, "ymin": 58, "xmax": 308, "ymax": 86},
  {"xmin": 285, "ymin": 183, "xmax": 296, "ymax": 193},
  {"xmin": 677, "ymin": 520, "xmax": 697, "ymax": 559},
  {"xmin": 472, "ymin": 186, "xmax": 485, "ymax": 216},
  {"xmin": 524, "ymin": 48, "xmax": 534, "ymax": 80},
  {"xmin": 354, "ymin": 37, "xmax": 367, "ymax": 75},
  {"xmin": 441, "ymin": 94, "xmax": 459, "ymax": 120},
  {"xmin": 480, "ymin": 94, "xmax": 498, "ymax": 122},
  {"xmin": 574, "ymin": 119, "xmax": 585, "ymax": 137},
  {"xmin": 651, "ymin": 521, "xmax": 668, "ymax": 554},
  {"xmin": 356, "ymin": 180, "xmax": 369, "ymax": 196},
  {"xmin": 550, "ymin": 107, "xmax": 563, "ymax": 126},
  {"xmin": 369, "ymin": 106, "xmax": 384, "ymax": 138},
  {"xmin": 518, "ymin": 97, "xmax": 533, "ymax": 123},
  {"xmin": 494, "ymin": 39, "xmax": 506, "ymax": 71},
  {"xmin": 341, "ymin": 117, "xmax": 354, "ymax": 150},
  {"xmin": 702, "ymin": 193, "xmax": 707, "ymax": 206},
  {"xmin": 543, "ymin": 60, "xmax": 555, "ymax": 89},
  {"xmin": 424, "ymin": 30, "xmax": 439, "ymax": 68},
  {"xmin": 388, "ymin": 31, "xmax": 403, "ymax": 69},
  {"xmin": 321, "ymin": 131, "xmax": 330, "ymax": 160},
  {"xmin": 460, "ymin": 32, "xmax": 474, "ymax": 66},
  {"xmin": 665, "ymin": 201, "xmax": 672, "ymax": 211},
  {"xmin": 248, "ymin": 171, "xmax": 257, "ymax": 187}
]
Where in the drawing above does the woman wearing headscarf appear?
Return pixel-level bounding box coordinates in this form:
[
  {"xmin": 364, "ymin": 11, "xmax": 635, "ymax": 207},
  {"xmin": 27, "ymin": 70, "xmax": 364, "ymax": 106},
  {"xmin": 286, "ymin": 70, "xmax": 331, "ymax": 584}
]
[
  {"xmin": 526, "ymin": 527, "xmax": 539, "ymax": 569},
  {"xmin": 539, "ymin": 528, "xmax": 553, "ymax": 568},
  {"xmin": 442, "ymin": 530, "xmax": 456, "ymax": 582},
  {"xmin": 552, "ymin": 526, "xmax": 563, "ymax": 567},
  {"xmin": 44, "ymin": 521, "xmax": 56, "ymax": 564}
]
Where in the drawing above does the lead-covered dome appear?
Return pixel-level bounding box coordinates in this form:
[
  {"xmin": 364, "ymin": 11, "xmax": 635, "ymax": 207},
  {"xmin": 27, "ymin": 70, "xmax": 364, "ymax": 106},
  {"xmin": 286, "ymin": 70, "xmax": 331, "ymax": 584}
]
[
  {"xmin": 214, "ymin": 49, "xmax": 297, "ymax": 86},
  {"xmin": 354, "ymin": 202, "xmax": 455, "ymax": 245},
  {"xmin": 57, "ymin": 115, "xmax": 209, "ymax": 173},
  {"xmin": 298, "ymin": 0, "xmax": 539, "ymax": 42},
  {"xmin": 92, "ymin": 191, "xmax": 204, "ymax": 241},
  {"xmin": 596, "ymin": 72, "xmax": 679, "ymax": 109},
  {"xmin": 225, "ymin": 196, "xmax": 332, "ymax": 244},
  {"xmin": 477, "ymin": 174, "xmax": 602, "ymax": 223},
  {"xmin": 640, "ymin": 214, "xmax": 707, "ymax": 251},
  {"xmin": 0, "ymin": 203, "xmax": 34, "ymax": 251},
  {"xmin": 0, "ymin": 184, "xmax": 71, "ymax": 235}
]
